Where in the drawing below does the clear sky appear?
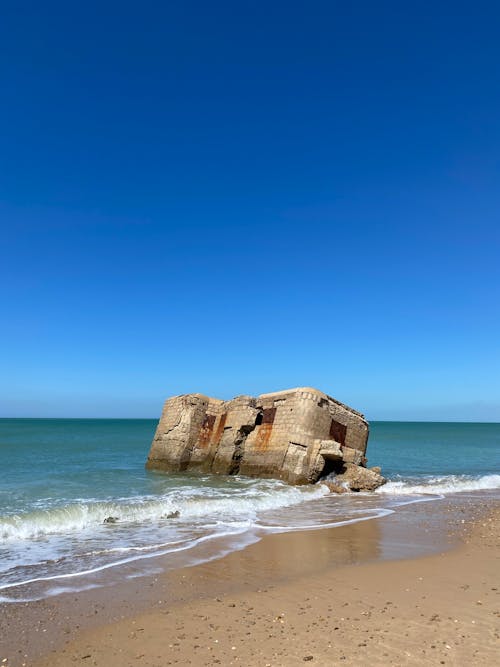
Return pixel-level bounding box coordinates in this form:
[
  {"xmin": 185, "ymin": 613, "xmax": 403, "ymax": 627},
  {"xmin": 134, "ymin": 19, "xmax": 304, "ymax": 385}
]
[{"xmin": 1, "ymin": 1, "xmax": 499, "ymax": 420}]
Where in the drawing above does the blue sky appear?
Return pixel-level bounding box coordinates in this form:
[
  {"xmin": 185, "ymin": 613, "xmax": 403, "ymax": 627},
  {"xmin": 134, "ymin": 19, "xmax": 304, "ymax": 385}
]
[{"xmin": 1, "ymin": 1, "xmax": 499, "ymax": 420}]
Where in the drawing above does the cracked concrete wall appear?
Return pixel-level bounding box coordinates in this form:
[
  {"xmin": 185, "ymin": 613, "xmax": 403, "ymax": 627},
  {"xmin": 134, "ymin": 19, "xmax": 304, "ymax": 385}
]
[{"xmin": 146, "ymin": 387, "xmax": 370, "ymax": 485}]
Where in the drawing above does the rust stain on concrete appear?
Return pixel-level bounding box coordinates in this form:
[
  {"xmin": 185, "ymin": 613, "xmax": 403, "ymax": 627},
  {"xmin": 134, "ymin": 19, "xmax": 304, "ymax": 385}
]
[
  {"xmin": 198, "ymin": 414, "xmax": 216, "ymax": 448},
  {"xmin": 212, "ymin": 413, "xmax": 227, "ymax": 446},
  {"xmin": 254, "ymin": 423, "xmax": 273, "ymax": 451},
  {"xmin": 262, "ymin": 407, "xmax": 277, "ymax": 424}
]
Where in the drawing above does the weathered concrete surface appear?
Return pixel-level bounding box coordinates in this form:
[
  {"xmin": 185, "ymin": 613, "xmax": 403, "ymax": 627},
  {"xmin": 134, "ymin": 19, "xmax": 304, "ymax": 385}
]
[
  {"xmin": 146, "ymin": 387, "xmax": 385, "ymax": 489},
  {"xmin": 333, "ymin": 464, "xmax": 386, "ymax": 492}
]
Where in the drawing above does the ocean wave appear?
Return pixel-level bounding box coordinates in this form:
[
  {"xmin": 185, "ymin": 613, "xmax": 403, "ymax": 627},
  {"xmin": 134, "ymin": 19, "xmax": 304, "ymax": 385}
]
[
  {"xmin": 256, "ymin": 507, "xmax": 394, "ymax": 532},
  {"xmin": 377, "ymin": 473, "xmax": 500, "ymax": 496},
  {"xmin": 0, "ymin": 482, "xmax": 329, "ymax": 540},
  {"xmin": 0, "ymin": 526, "xmax": 254, "ymax": 593}
]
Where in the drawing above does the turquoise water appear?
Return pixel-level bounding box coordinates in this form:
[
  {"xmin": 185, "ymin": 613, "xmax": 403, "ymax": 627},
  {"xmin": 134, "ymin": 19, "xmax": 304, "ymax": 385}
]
[
  {"xmin": 0, "ymin": 419, "xmax": 499, "ymax": 602},
  {"xmin": 372, "ymin": 421, "xmax": 500, "ymax": 476}
]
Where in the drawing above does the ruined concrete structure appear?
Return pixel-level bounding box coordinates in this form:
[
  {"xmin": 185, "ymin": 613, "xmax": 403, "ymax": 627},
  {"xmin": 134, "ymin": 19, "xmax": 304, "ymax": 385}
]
[{"xmin": 147, "ymin": 387, "xmax": 385, "ymax": 490}]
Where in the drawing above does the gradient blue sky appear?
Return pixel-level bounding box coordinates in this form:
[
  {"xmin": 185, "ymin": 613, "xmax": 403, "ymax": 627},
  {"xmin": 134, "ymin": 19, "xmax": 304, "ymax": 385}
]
[{"xmin": 1, "ymin": 1, "xmax": 499, "ymax": 420}]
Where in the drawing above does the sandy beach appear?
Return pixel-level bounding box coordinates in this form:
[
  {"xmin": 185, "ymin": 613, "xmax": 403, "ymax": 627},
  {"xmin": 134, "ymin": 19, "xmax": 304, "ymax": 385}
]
[{"xmin": 0, "ymin": 494, "xmax": 497, "ymax": 667}]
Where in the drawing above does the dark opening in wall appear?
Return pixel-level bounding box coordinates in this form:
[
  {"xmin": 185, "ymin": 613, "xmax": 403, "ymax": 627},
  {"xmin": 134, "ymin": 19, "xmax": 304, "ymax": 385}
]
[
  {"xmin": 320, "ymin": 457, "xmax": 345, "ymax": 479},
  {"xmin": 255, "ymin": 412, "xmax": 263, "ymax": 426},
  {"xmin": 329, "ymin": 419, "xmax": 347, "ymax": 446},
  {"xmin": 262, "ymin": 407, "xmax": 277, "ymax": 424}
]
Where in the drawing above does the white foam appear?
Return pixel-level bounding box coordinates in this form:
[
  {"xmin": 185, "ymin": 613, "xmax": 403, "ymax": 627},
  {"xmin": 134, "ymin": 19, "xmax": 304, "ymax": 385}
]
[
  {"xmin": 0, "ymin": 530, "xmax": 261, "ymax": 602},
  {"xmin": 0, "ymin": 525, "xmax": 250, "ymax": 592},
  {"xmin": 377, "ymin": 474, "xmax": 500, "ymax": 496},
  {"xmin": 0, "ymin": 483, "xmax": 329, "ymax": 541},
  {"xmin": 256, "ymin": 507, "xmax": 394, "ymax": 532}
]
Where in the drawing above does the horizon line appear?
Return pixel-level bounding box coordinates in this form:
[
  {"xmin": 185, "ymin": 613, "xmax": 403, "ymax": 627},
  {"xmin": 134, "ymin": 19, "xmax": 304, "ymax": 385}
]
[{"xmin": 1, "ymin": 417, "xmax": 499, "ymax": 425}]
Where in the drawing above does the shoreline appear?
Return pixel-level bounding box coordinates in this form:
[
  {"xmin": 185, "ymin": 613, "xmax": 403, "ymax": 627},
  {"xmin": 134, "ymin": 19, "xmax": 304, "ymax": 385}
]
[{"xmin": 1, "ymin": 492, "xmax": 498, "ymax": 666}]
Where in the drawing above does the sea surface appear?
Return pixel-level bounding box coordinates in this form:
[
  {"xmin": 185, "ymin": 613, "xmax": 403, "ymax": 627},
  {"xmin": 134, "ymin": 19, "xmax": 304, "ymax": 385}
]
[{"xmin": 0, "ymin": 419, "xmax": 499, "ymax": 602}]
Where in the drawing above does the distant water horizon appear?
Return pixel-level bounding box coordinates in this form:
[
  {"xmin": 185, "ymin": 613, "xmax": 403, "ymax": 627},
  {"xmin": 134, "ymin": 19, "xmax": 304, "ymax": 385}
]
[
  {"xmin": 2, "ymin": 417, "xmax": 499, "ymax": 423},
  {"xmin": 1, "ymin": 419, "xmax": 499, "ymax": 603}
]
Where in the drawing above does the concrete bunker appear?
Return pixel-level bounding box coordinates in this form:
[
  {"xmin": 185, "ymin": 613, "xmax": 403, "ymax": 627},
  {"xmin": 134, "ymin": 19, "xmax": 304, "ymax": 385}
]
[{"xmin": 146, "ymin": 387, "xmax": 384, "ymax": 490}]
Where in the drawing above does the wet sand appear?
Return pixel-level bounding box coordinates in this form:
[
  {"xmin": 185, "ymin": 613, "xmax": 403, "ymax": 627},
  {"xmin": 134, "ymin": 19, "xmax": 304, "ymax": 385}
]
[{"xmin": 1, "ymin": 494, "xmax": 499, "ymax": 666}]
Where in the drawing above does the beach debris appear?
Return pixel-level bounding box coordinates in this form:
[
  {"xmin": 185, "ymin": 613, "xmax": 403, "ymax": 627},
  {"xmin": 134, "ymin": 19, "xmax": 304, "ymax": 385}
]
[
  {"xmin": 331, "ymin": 463, "xmax": 386, "ymax": 492},
  {"xmin": 147, "ymin": 387, "xmax": 384, "ymax": 488},
  {"xmin": 103, "ymin": 516, "xmax": 119, "ymax": 524},
  {"xmin": 322, "ymin": 481, "xmax": 348, "ymax": 494}
]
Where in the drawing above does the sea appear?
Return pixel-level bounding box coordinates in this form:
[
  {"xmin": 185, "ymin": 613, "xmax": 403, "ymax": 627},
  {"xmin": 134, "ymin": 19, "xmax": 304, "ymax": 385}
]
[{"xmin": 0, "ymin": 419, "xmax": 499, "ymax": 603}]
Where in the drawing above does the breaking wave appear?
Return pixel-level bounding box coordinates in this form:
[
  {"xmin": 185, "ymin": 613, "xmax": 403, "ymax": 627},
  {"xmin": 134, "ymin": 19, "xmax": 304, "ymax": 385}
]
[
  {"xmin": 2, "ymin": 471, "xmax": 498, "ymax": 602},
  {"xmin": 377, "ymin": 473, "xmax": 500, "ymax": 496},
  {"xmin": 0, "ymin": 481, "xmax": 329, "ymax": 541},
  {"xmin": 0, "ymin": 481, "xmax": 337, "ymax": 600}
]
